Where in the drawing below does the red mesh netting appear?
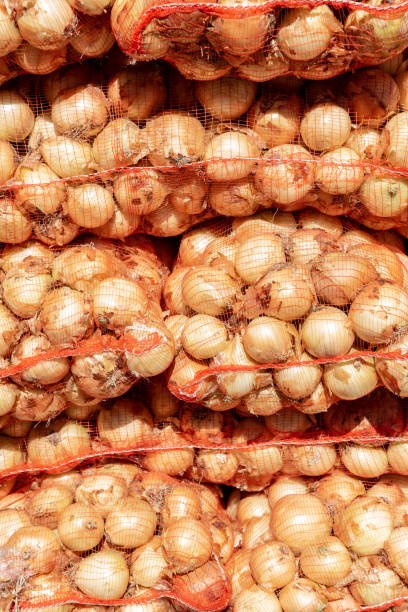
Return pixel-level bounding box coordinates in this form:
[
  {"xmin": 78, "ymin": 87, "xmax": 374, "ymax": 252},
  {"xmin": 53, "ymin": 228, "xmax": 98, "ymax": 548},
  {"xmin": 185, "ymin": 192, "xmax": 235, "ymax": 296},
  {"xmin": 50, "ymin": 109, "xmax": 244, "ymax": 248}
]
[{"xmin": 111, "ymin": 0, "xmax": 408, "ymax": 80}]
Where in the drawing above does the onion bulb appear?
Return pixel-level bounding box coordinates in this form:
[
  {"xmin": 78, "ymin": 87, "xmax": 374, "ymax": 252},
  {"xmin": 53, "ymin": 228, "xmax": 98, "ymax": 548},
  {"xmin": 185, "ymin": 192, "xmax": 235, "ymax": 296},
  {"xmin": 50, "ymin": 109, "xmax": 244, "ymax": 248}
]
[
  {"xmin": 346, "ymin": 69, "xmax": 399, "ymax": 127},
  {"xmin": 26, "ymin": 418, "xmax": 91, "ymax": 467},
  {"xmin": 301, "ymin": 307, "xmax": 354, "ymax": 358},
  {"xmin": 41, "ymin": 286, "xmax": 91, "ymax": 345},
  {"xmin": 300, "ymin": 103, "xmax": 351, "ymax": 151},
  {"xmin": 279, "ymin": 578, "xmax": 327, "ymax": 612},
  {"xmin": 16, "ymin": 0, "xmax": 75, "ymax": 50},
  {"xmin": 105, "ymin": 497, "xmax": 156, "ymax": 548},
  {"xmin": 0, "ymin": 508, "xmax": 30, "ymax": 546},
  {"xmin": 388, "ymin": 440, "xmax": 408, "ymax": 474},
  {"xmin": 300, "ymin": 536, "xmax": 351, "ymax": 586},
  {"xmin": 41, "ymin": 136, "xmax": 95, "ymax": 178},
  {"xmin": 315, "ymin": 147, "xmax": 364, "ymax": 195},
  {"xmin": 250, "ymin": 541, "xmax": 296, "ymax": 591},
  {"xmin": 0, "ymin": 90, "xmax": 34, "ymax": 142},
  {"xmin": 324, "ymin": 354, "xmax": 378, "ymax": 400},
  {"xmin": 216, "ymin": 334, "xmax": 263, "ymax": 399},
  {"xmin": 208, "ymin": 177, "xmax": 260, "ymax": 217},
  {"xmin": 288, "ymin": 444, "xmax": 337, "ymax": 477},
  {"xmin": 93, "ymin": 277, "xmax": 148, "ymax": 331},
  {"xmin": 58, "ymin": 501, "xmax": 104, "ymax": 551},
  {"xmin": 75, "ymin": 550, "xmax": 129, "ymax": 599},
  {"xmin": 346, "ymin": 126, "xmax": 384, "ymax": 160},
  {"xmin": 108, "ymin": 65, "xmax": 166, "ymax": 121},
  {"xmin": 0, "ymin": 436, "xmax": 24, "ymax": 475},
  {"xmin": 289, "ymin": 228, "xmax": 338, "ymax": 266},
  {"xmin": 64, "ymin": 183, "xmax": 114, "ymax": 228},
  {"xmin": 162, "ymin": 517, "xmax": 212, "ymax": 573},
  {"xmin": 97, "ymin": 398, "xmax": 153, "ymax": 449},
  {"xmin": 254, "ymin": 265, "xmax": 315, "ymax": 321},
  {"xmin": 234, "ymin": 585, "xmax": 282, "ymax": 612},
  {"xmin": 0, "ymin": 141, "xmax": 16, "ymax": 185},
  {"xmin": 385, "ymin": 526, "xmax": 408, "ymax": 581},
  {"xmin": 349, "ymin": 280, "xmax": 408, "ymax": 344},
  {"xmin": 182, "ymin": 266, "xmax": 239, "ymax": 316},
  {"xmin": 145, "ymin": 113, "xmax": 204, "ymax": 167},
  {"xmin": 243, "ymin": 317, "xmax": 295, "ymax": 364},
  {"xmin": 29, "ymin": 485, "xmax": 72, "ymax": 529},
  {"xmin": 52, "ymin": 84, "xmax": 108, "ymax": 138},
  {"xmin": 349, "ymin": 556, "xmax": 403, "ymax": 606},
  {"xmin": 277, "ymin": 6, "xmax": 342, "ymax": 61},
  {"xmin": 14, "ymin": 162, "xmax": 66, "ymax": 215},
  {"xmin": 72, "ymin": 350, "xmax": 134, "ymax": 399},
  {"xmin": 340, "ymin": 443, "xmax": 388, "ymax": 478},
  {"xmin": 0, "ymin": 304, "xmax": 19, "ymax": 356},
  {"xmin": 0, "ymin": 4, "xmax": 22, "ymax": 57},
  {"xmin": 181, "ymin": 314, "xmax": 228, "ymax": 360},
  {"xmin": 92, "ymin": 118, "xmax": 143, "ymax": 170},
  {"xmin": 313, "ymin": 470, "xmax": 365, "ymax": 511},
  {"xmin": 249, "ymin": 94, "xmax": 301, "ymax": 147},
  {"xmin": 359, "ymin": 174, "xmax": 408, "ymax": 218},
  {"xmin": 75, "ymin": 473, "xmax": 127, "ymax": 518},
  {"xmin": 274, "ymin": 352, "xmax": 322, "ymax": 400},
  {"xmin": 130, "ymin": 536, "xmax": 169, "ymax": 588},
  {"xmin": 11, "ymin": 334, "xmax": 69, "ymax": 386},
  {"xmin": 271, "ymin": 494, "xmax": 332, "ymax": 553},
  {"xmin": 334, "ymin": 495, "xmax": 393, "ymax": 554},
  {"xmin": 6, "ymin": 525, "xmax": 60, "ymax": 575},
  {"xmin": 205, "ymin": 131, "xmax": 259, "ymax": 182},
  {"xmin": 267, "ymin": 476, "xmax": 309, "ymax": 507},
  {"xmin": 70, "ymin": 14, "xmax": 114, "ymax": 57},
  {"xmin": 235, "ymin": 233, "xmax": 286, "ymax": 283},
  {"xmin": 113, "ymin": 169, "xmax": 169, "ymax": 217},
  {"xmin": 196, "ymin": 77, "xmax": 257, "ymax": 121},
  {"xmin": 13, "ymin": 42, "xmax": 67, "ymax": 75},
  {"xmin": 3, "ymin": 266, "xmax": 51, "ymax": 318},
  {"xmin": 124, "ymin": 318, "xmax": 175, "ymax": 378}
]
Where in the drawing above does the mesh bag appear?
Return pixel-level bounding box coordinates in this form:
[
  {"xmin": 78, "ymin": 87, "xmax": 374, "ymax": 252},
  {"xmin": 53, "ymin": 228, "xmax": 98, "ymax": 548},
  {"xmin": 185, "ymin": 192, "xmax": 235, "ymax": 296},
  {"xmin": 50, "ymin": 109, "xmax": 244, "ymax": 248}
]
[
  {"xmin": 111, "ymin": 0, "xmax": 408, "ymax": 79},
  {"xmin": 0, "ymin": 465, "xmax": 231, "ymax": 611},
  {"xmin": 226, "ymin": 472, "xmax": 408, "ymax": 611},
  {"xmin": 164, "ymin": 210, "xmax": 408, "ymax": 410},
  {"xmin": 1, "ymin": 64, "xmax": 408, "ymax": 241}
]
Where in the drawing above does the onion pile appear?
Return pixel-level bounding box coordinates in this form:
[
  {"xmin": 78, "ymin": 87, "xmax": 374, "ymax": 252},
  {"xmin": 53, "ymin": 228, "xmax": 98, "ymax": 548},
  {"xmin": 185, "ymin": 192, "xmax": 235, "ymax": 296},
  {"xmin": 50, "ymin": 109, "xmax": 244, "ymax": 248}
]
[
  {"xmin": 165, "ymin": 209, "xmax": 408, "ymax": 410},
  {"xmin": 0, "ymin": 239, "xmax": 174, "ymax": 438},
  {"xmin": 110, "ymin": 0, "xmax": 408, "ymax": 80},
  {"xmin": 228, "ymin": 471, "xmax": 408, "ymax": 611},
  {"xmin": 0, "ymin": 464, "xmax": 230, "ymax": 611}
]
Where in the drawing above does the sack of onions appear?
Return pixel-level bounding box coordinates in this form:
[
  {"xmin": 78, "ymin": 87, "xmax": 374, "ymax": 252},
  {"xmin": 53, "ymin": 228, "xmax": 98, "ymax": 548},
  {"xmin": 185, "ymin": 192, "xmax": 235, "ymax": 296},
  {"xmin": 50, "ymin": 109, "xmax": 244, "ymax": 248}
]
[
  {"xmin": 227, "ymin": 472, "xmax": 408, "ymax": 611},
  {"xmin": 165, "ymin": 209, "xmax": 408, "ymax": 410},
  {"xmin": 0, "ymin": 464, "xmax": 232, "ymax": 611}
]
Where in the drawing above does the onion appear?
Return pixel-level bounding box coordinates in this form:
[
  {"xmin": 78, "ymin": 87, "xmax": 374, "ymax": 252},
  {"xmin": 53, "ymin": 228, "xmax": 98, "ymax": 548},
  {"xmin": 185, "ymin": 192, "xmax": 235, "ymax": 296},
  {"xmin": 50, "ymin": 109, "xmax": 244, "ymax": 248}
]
[
  {"xmin": 6, "ymin": 525, "xmax": 60, "ymax": 575},
  {"xmin": 53, "ymin": 245, "xmax": 119, "ymax": 290},
  {"xmin": 72, "ymin": 350, "xmax": 134, "ymax": 399},
  {"xmin": 208, "ymin": 177, "xmax": 259, "ymax": 217},
  {"xmin": 359, "ymin": 174, "xmax": 408, "ymax": 219},
  {"xmin": 143, "ymin": 443, "xmax": 194, "ymax": 477},
  {"xmin": 271, "ymin": 494, "xmax": 332, "ymax": 553},
  {"xmin": 124, "ymin": 318, "xmax": 175, "ymax": 378},
  {"xmin": 177, "ymin": 224, "xmax": 220, "ymax": 267},
  {"xmin": 0, "ymin": 376, "xmax": 18, "ymax": 418},
  {"xmin": 387, "ymin": 440, "xmax": 408, "ymax": 474},
  {"xmin": 16, "ymin": 0, "xmax": 75, "ymax": 50},
  {"xmin": 29, "ymin": 485, "xmax": 72, "ymax": 529},
  {"xmin": 67, "ymin": 0, "xmax": 111, "ymax": 15},
  {"xmin": 130, "ymin": 536, "xmax": 169, "ymax": 587},
  {"xmin": 256, "ymin": 144, "xmax": 314, "ymax": 204},
  {"xmin": 349, "ymin": 556, "xmax": 403, "ymax": 606},
  {"xmin": 300, "ymin": 103, "xmax": 351, "ymax": 151},
  {"xmin": 162, "ymin": 517, "xmax": 212, "ymax": 573},
  {"xmin": 313, "ymin": 470, "xmax": 365, "ymax": 511},
  {"xmin": 249, "ymin": 94, "xmax": 301, "ymax": 147},
  {"xmin": 41, "ymin": 286, "xmax": 91, "ymax": 345},
  {"xmin": 207, "ymin": 0, "xmax": 271, "ymax": 57},
  {"xmin": 93, "ymin": 277, "xmax": 148, "ymax": 331},
  {"xmin": 340, "ymin": 443, "xmax": 388, "ymax": 478},
  {"xmin": 233, "ymin": 210, "xmax": 297, "ymax": 244},
  {"xmin": 63, "ymin": 184, "xmax": 114, "ymax": 228},
  {"xmin": 315, "ymin": 147, "xmax": 364, "ymax": 195},
  {"xmin": 105, "ymin": 497, "xmax": 156, "ymax": 548},
  {"xmin": 349, "ymin": 280, "xmax": 408, "ymax": 344},
  {"xmin": 279, "ymin": 578, "xmax": 327, "ymax": 612},
  {"xmin": 0, "ymin": 508, "xmax": 30, "ymax": 546},
  {"xmin": 182, "ymin": 266, "xmax": 239, "ymax": 316},
  {"xmin": 145, "ymin": 113, "xmax": 204, "ymax": 167},
  {"xmin": 14, "ymin": 42, "xmax": 67, "ymax": 74},
  {"xmin": 14, "ymin": 162, "xmax": 66, "ymax": 216},
  {"xmin": 254, "ymin": 265, "xmax": 316, "ymax": 321},
  {"xmin": 0, "ymin": 4, "xmax": 22, "ymax": 57},
  {"xmin": 250, "ymin": 541, "xmax": 295, "ymax": 591},
  {"xmin": 108, "ymin": 65, "xmax": 166, "ymax": 121},
  {"xmin": 226, "ymin": 550, "xmax": 254, "ymax": 603},
  {"xmin": 311, "ymin": 252, "xmax": 377, "ymax": 305},
  {"xmin": 196, "ymin": 77, "xmax": 256, "ymax": 121},
  {"xmin": 346, "ymin": 126, "xmax": 384, "ymax": 160},
  {"xmin": 92, "ymin": 117, "xmax": 143, "ymax": 170},
  {"xmin": 235, "ymin": 585, "xmax": 282, "ymax": 612},
  {"xmin": 347, "ymin": 243, "xmax": 403, "ymax": 285},
  {"xmin": 380, "ymin": 473, "xmax": 408, "ymax": 498},
  {"xmin": 150, "ymin": 378, "xmax": 179, "ymax": 419},
  {"xmin": 181, "ymin": 314, "xmax": 228, "ymax": 360},
  {"xmin": 41, "ymin": 136, "xmax": 95, "ymax": 177},
  {"xmin": 75, "ymin": 550, "xmax": 129, "ymax": 599},
  {"xmin": 75, "ymin": 473, "xmax": 127, "ymax": 518},
  {"xmin": 243, "ymin": 317, "xmax": 295, "ymax": 364},
  {"xmin": 0, "ymin": 90, "xmax": 34, "ymax": 142},
  {"xmin": 11, "ymin": 334, "xmax": 69, "ymax": 386},
  {"xmin": 170, "ymin": 171, "xmax": 206, "ymax": 215},
  {"xmin": 288, "ymin": 444, "xmax": 337, "ymax": 477},
  {"xmin": 277, "ymin": 6, "xmax": 341, "ymax": 61},
  {"xmin": 242, "ymin": 514, "xmax": 273, "ymax": 550},
  {"xmin": 368, "ymin": 481, "xmax": 404, "ymax": 505},
  {"xmin": 52, "ymin": 84, "xmax": 108, "ymax": 138},
  {"xmin": 392, "ymin": 500, "xmax": 408, "ymax": 526},
  {"xmin": 244, "ymin": 384, "xmax": 286, "ymax": 417},
  {"xmin": 143, "ymin": 201, "xmax": 192, "ymax": 237},
  {"xmin": 2, "ymin": 418, "xmax": 31, "ymax": 437},
  {"xmin": 168, "ymin": 349, "xmax": 217, "ymax": 401},
  {"xmin": 57, "ymin": 503, "xmax": 103, "ymax": 550},
  {"xmin": 41, "ymin": 470, "xmax": 81, "ymax": 491},
  {"xmin": 216, "ymin": 334, "xmax": 266, "ymax": 399},
  {"xmin": 196, "ymin": 450, "xmax": 238, "ymax": 483},
  {"xmin": 297, "ymin": 209, "xmax": 343, "ymax": 237},
  {"xmin": 26, "ymin": 418, "xmax": 91, "ymax": 467},
  {"xmin": 301, "ymin": 307, "xmax": 354, "ymax": 358},
  {"xmin": 300, "ymin": 536, "xmax": 351, "ymax": 586},
  {"xmin": 97, "ymin": 398, "xmax": 153, "ymax": 449},
  {"xmin": 274, "ymin": 352, "xmax": 322, "ymax": 400},
  {"xmin": 161, "ymin": 485, "xmax": 201, "ymax": 526},
  {"xmin": 0, "ymin": 140, "xmax": 15, "ymax": 184},
  {"xmin": 267, "ymin": 476, "xmax": 309, "ymax": 507},
  {"xmin": 3, "ymin": 266, "xmax": 51, "ymax": 318},
  {"xmin": 71, "ymin": 14, "xmax": 114, "ymax": 57},
  {"xmin": 289, "ymin": 228, "xmax": 338, "ymax": 266},
  {"xmin": 334, "ymin": 495, "xmax": 393, "ymax": 554},
  {"xmin": 42, "ymin": 63, "xmax": 101, "ymax": 103},
  {"xmin": 320, "ymin": 589, "xmax": 359, "ymax": 612},
  {"xmin": 95, "ymin": 204, "xmax": 139, "ymax": 239},
  {"xmin": 324, "ymin": 354, "xmax": 378, "ymax": 400},
  {"xmin": 0, "ymin": 304, "xmax": 19, "ymax": 357},
  {"xmin": 165, "ymin": 43, "xmax": 231, "ymax": 81},
  {"xmin": 235, "ymin": 233, "xmax": 286, "ymax": 284},
  {"xmin": 205, "ymin": 131, "xmax": 259, "ymax": 182},
  {"xmin": 385, "ymin": 526, "xmax": 408, "ymax": 581},
  {"xmin": 346, "ymin": 69, "xmax": 399, "ymax": 127},
  {"xmin": 0, "ymin": 240, "xmax": 53, "ymax": 272},
  {"xmin": 113, "ymin": 169, "xmax": 169, "ymax": 217}
]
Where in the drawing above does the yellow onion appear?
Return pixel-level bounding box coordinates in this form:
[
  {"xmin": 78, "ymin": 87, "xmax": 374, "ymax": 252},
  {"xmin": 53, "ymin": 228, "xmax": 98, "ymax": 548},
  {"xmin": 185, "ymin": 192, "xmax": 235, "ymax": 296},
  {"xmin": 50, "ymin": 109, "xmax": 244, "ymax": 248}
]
[
  {"xmin": 334, "ymin": 495, "xmax": 393, "ymax": 554},
  {"xmin": 208, "ymin": 177, "xmax": 260, "ymax": 217},
  {"xmin": 64, "ymin": 183, "xmax": 114, "ymax": 229},
  {"xmin": 267, "ymin": 476, "xmax": 309, "ymax": 508},
  {"xmin": 385, "ymin": 526, "xmax": 408, "ymax": 581},
  {"xmin": 346, "ymin": 69, "xmax": 399, "ymax": 127},
  {"xmin": 367, "ymin": 481, "xmax": 404, "ymax": 505},
  {"xmin": 256, "ymin": 144, "xmax": 315, "ymax": 204},
  {"xmin": 340, "ymin": 444, "xmax": 388, "ymax": 478},
  {"xmin": 41, "ymin": 286, "xmax": 91, "ymax": 345},
  {"xmin": 52, "ymin": 246, "xmax": 120, "ymax": 291},
  {"xmin": 287, "ymin": 444, "xmax": 337, "ymax": 477},
  {"xmin": 346, "ymin": 126, "xmax": 384, "ymax": 160},
  {"xmin": 92, "ymin": 117, "xmax": 144, "ymax": 170},
  {"xmin": 111, "ymin": 0, "xmax": 169, "ymax": 59},
  {"xmin": 75, "ymin": 550, "xmax": 129, "ymax": 599},
  {"xmin": 324, "ymin": 353, "xmax": 378, "ymax": 400},
  {"xmin": 13, "ymin": 42, "xmax": 67, "ymax": 74},
  {"xmin": 19, "ymin": 572, "xmax": 73, "ymax": 612},
  {"xmin": 143, "ymin": 441, "xmax": 194, "ymax": 477},
  {"xmin": 52, "ymin": 84, "xmax": 108, "ymax": 138},
  {"xmin": 164, "ymin": 43, "xmax": 230, "ymax": 80},
  {"xmin": 93, "ymin": 277, "xmax": 148, "ymax": 331},
  {"xmin": 250, "ymin": 541, "xmax": 296, "ymax": 591},
  {"xmin": 205, "ymin": 131, "xmax": 259, "ymax": 182},
  {"xmin": 279, "ymin": 579, "xmax": 327, "ymax": 612},
  {"xmin": 0, "ymin": 90, "xmax": 34, "ymax": 141},
  {"xmin": 124, "ymin": 318, "xmax": 175, "ymax": 378},
  {"xmin": 14, "ymin": 162, "xmax": 66, "ymax": 215},
  {"xmin": 196, "ymin": 450, "xmax": 238, "ymax": 484},
  {"xmin": 235, "ymin": 585, "xmax": 282, "ymax": 612},
  {"xmin": 313, "ymin": 470, "xmax": 366, "ymax": 510},
  {"xmin": 388, "ymin": 440, "xmax": 408, "ymax": 474},
  {"xmin": 0, "ymin": 304, "xmax": 19, "ymax": 356},
  {"xmin": 162, "ymin": 517, "xmax": 212, "ymax": 573},
  {"xmin": 11, "ymin": 334, "xmax": 69, "ymax": 386},
  {"xmin": 42, "ymin": 62, "xmax": 101, "ymax": 103},
  {"xmin": 145, "ymin": 112, "xmax": 205, "ymax": 167},
  {"xmin": 27, "ymin": 419, "xmax": 90, "ymax": 467},
  {"xmin": 233, "ymin": 210, "xmax": 297, "ymax": 244},
  {"xmin": 70, "ymin": 14, "xmax": 114, "ymax": 57},
  {"xmin": 311, "ymin": 252, "xmax": 377, "ymax": 305},
  {"xmin": 196, "ymin": 77, "xmax": 257, "ymax": 121},
  {"xmin": 168, "ymin": 349, "xmax": 217, "ymax": 401},
  {"xmin": 41, "ymin": 136, "xmax": 95, "ymax": 177},
  {"xmin": 298, "ymin": 208, "xmax": 343, "ymax": 237},
  {"xmin": 182, "ymin": 266, "xmax": 239, "ymax": 316},
  {"xmin": 6, "ymin": 525, "xmax": 60, "ymax": 575},
  {"xmin": 289, "ymin": 228, "xmax": 338, "ymax": 266},
  {"xmin": 300, "ymin": 536, "xmax": 351, "ymax": 586},
  {"xmin": 0, "ymin": 140, "xmax": 16, "ymax": 184},
  {"xmin": 108, "ymin": 65, "xmax": 166, "ymax": 121},
  {"xmin": 97, "ymin": 398, "xmax": 153, "ymax": 449},
  {"xmin": 181, "ymin": 314, "xmax": 228, "ymax": 360},
  {"xmin": 242, "ymin": 514, "xmax": 273, "ymax": 550},
  {"xmin": 347, "ymin": 243, "xmax": 403, "ymax": 285},
  {"xmin": 170, "ymin": 171, "xmax": 206, "ymax": 215},
  {"xmin": 271, "ymin": 493, "xmax": 332, "ymax": 553},
  {"xmin": 359, "ymin": 174, "xmax": 408, "ymax": 218},
  {"xmin": 149, "ymin": 377, "xmax": 179, "ymax": 419},
  {"xmin": 274, "ymin": 352, "xmax": 322, "ymax": 400},
  {"xmin": 130, "ymin": 536, "xmax": 169, "ymax": 587},
  {"xmin": 349, "ymin": 280, "xmax": 408, "ymax": 344},
  {"xmin": 315, "ymin": 147, "xmax": 364, "ymax": 195},
  {"xmin": 301, "ymin": 103, "xmax": 351, "ymax": 152},
  {"xmin": 58, "ymin": 502, "xmax": 103, "ymax": 551},
  {"xmin": 95, "ymin": 204, "xmax": 139, "ymax": 239},
  {"xmin": 105, "ymin": 497, "xmax": 156, "ymax": 548},
  {"xmin": 243, "ymin": 317, "xmax": 295, "ymax": 364},
  {"xmin": 0, "ymin": 508, "xmax": 30, "ymax": 546},
  {"xmin": 236, "ymin": 233, "xmax": 286, "ymax": 284},
  {"xmin": 226, "ymin": 550, "xmax": 254, "ymax": 603},
  {"xmin": 0, "ymin": 3, "xmax": 22, "ymax": 57},
  {"xmin": 72, "ymin": 350, "xmax": 134, "ymax": 399},
  {"xmin": 177, "ymin": 224, "xmax": 220, "ymax": 267},
  {"xmin": 3, "ymin": 265, "xmax": 51, "ymax": 318},
  {"xmin": 254, "ymin": 265, "xmax": 316, "ymax": 321},
  {"xmin": 277, "ymin": 6, "xmax": 342, "ymax": 61},
  {"xmin": 41, "ymin": 470, "xmax": 81, "ymax": 492},
  {"xmin": 244, "ymin": 384, "xmax": 286, "ymax": 417},
  {"xmin": 75, "ymin": 473, "xmax": 127, "ymax": 518},
  {"xmin": 143, "ymin": 201, "xmax": 192, "ymax": 237},
  {"xmin": 114, "ymin": 169, "xmax": 169, "ymax": 217},
  {"xmin": 16, "ymin": 0, "xmax": 75, "ymax": 50},
  {"xmin": 301, "ymin": 307, "xmax": 354, "ymax": 358},
  {"xmin": 350, "ymin": 556, "xmax": 403, "ymax": 606},
  {"xmin": 249, "ymin": 94, "xmax": 302, "ymax": 147},
  {"xmin": 215, "ymin": 334, "xmax": 266, "ymax": 399},
  {"xmin": 29, "ymin": 485, "xmax": 72, "ymax": 529}
]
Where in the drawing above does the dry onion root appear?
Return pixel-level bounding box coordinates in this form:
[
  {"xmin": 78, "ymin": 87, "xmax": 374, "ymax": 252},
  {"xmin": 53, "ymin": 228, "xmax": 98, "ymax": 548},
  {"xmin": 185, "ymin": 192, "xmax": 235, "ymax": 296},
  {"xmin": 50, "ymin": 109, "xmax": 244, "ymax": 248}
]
[{"xmin": 0, "ymin": 465, "xmax": 230, "ymax": 611}]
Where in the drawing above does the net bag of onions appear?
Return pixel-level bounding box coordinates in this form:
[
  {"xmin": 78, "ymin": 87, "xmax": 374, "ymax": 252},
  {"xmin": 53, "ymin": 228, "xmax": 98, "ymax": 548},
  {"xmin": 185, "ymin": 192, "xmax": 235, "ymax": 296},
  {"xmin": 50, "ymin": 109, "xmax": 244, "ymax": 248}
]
[
  {"xmin": 0, "ymin": 239, "xmax": 175, "ymax": 427},
  {"xmin": 0, "ymin": 464, "xmax": 231, "ymax": 611},
  {"xmin": 111, "ymin": 0, "xmax": 408, "ymax": 80},
  {"xmin": 165, "ymin": 209, "xmax": 408, "ymax": 411},
  {"xmin": 226, "ymin": 470, "xmax": 408, "ymax": 612}
]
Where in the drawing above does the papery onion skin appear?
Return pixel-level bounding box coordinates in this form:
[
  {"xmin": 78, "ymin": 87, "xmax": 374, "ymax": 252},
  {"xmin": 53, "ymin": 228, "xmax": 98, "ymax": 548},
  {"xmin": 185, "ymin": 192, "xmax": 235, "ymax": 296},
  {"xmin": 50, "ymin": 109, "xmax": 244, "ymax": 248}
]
[
  {"xmin": 162, "ymin": 517, "xmax": 213, "ymax": 573},
  {"xmin": 74, "ymin": 550, "xmax": 129, "ymax": 599}
]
